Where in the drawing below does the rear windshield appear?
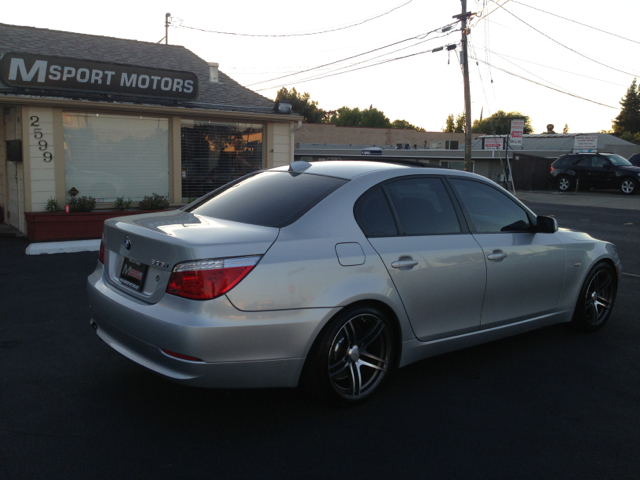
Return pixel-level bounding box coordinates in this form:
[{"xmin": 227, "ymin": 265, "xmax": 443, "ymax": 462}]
[{"xmin": 187, "ymin": 171, "xmax": 348, "ymax": 228}]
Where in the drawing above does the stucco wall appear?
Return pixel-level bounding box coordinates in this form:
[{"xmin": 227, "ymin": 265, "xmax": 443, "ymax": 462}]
[{"xmin": 295, "ymin": 123, "xmax": 483, "ymax": 148}]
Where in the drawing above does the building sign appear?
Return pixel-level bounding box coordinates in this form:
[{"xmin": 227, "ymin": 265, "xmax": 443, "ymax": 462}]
[
  {"xmin": 482, "ymin": 137, "xmax": 504, "ymax": 150},
  {"xmin": 0, "ymin": 52, "xmax": 199, "ymax": 101},
  {"xmin": 509, "ymin": 119, "xmax": 525, "ymax": 148},
  {"xmin": 573, "ymin": 135, "xmax": 598, "ymax": 153}
]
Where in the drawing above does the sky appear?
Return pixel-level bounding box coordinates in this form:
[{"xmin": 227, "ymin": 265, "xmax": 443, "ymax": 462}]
[{"xmin": 3, "ymin": 0, "xmax": 639, "ymax": 134}]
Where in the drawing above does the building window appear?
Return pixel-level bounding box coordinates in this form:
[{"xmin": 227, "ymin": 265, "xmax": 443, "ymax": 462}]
[
  {"xmin": 63, "ymin": 113, "xmax": 169, "ymax": 202},
  {"xmin": 180, "ymin": 120, "xmax": 263, "ymax": 200},
  {"xmin": 440, "ymin": 160, "xmax": 474, "ymax": 172}
]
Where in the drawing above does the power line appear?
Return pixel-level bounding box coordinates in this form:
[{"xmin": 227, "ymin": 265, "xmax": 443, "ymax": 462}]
[
  {"xmin": 485, "ymin": 2, "xmax": 640, "ymax": 77},
  {"xmin": 512, "ymin": 0, "xmax": 640, "ymax": 46},
  {"xmin": 471, "ymin": 56, "xmax": 617, "ymax": 109},
  {"xmin": 473, "ymin": 46, "xmax": 628, "ymax": 87},
  {"xmin": 174, "ymin": 1, "xmax": 412, "ymax": 38},
  {"xmin": 255, "ymin": 42, "xmax": 460, "ymax": 92},
  {"xmin": 244, "ymin": 21, "xmax": 459, "ymax": 88}
]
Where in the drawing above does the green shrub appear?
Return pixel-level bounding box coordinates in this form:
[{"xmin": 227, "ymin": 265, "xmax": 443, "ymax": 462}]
[
  {"xmin": 114, "ymin": 196, "xmax": 133, "ymax": 211},
  {"xmin": 69, "ymin": 196, "xmax": 96, "ymax": 212},
  {"xmin": 45, "ymin": 197, "xmax": 59, "ymax": 213},
  {"xmin": 139, "ymin": 193, "xmax": 170, "ymax": 210}
]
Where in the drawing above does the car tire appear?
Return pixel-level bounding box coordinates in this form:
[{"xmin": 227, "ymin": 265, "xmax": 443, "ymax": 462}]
[
  {"xmin": 556, "ymin": 175, "xmax": 573, "ymax": 192},
  {"xmin": 304, "ymin": 305, "xmax": 395, "ymax": 405},
  {"xmin": 570, "ymin": 262, "xmax": 617, "ymax": 332},
  {"xmin": 619, "ymin": 177, "xmax": 638, "ymax": 195}
]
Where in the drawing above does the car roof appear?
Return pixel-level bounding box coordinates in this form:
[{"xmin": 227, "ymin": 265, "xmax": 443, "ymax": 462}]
[{"xmin": 271, "ymin": 160, "xmax": 451, "ymax": 180}]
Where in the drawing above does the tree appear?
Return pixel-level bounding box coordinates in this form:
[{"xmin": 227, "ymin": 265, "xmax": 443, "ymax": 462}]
[
  {"xmin": 620, "ymin": 131, "xmax": 640, "ymax": 145},
  {"xmin": 612, "ymin": 78, "xmax": 640, "ymax": 135},
  {"xmin": 563, "ymin": 124, "xmax": 569, "ymax": 134},
  {"xmin": 361, "ymin": 105, "xmax": 392, "ymax": 128},
  {"xmin": 454, "ymin": 113, "xmax": 465, "ymax": 133},
  {"xmin": 275, "ymin": 87, "xmax": 325, "ymax": 123},
  {"xmin": 327, "ymin": 106, "xmax": 363, "ymax": 127},
  {"xmin": 471, "ymin": 110, "xmax": 533, "ymax": 135},
  {"xmin": 442, "ymin": 114, "xmax": 455, "ymax": 132},
  {"xmin": 327, "ymin": 105, "xmax": 393, "ymax": 128},
  {"xmin": 392, "ymin": 119, "xmax": 423, "ymax": 130}
]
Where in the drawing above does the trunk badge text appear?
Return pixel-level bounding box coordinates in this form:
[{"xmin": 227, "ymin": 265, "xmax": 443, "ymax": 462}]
[
  {"xmin": 151, "ymin": 259, "xmax": 169, "ymax": 268},
  {"xmin": 124, "ymin": 236, "xmax": 131, "ymax": 250}
]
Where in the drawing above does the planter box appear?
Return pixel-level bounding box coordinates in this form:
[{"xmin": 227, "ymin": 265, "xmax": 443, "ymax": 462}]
[{"xmin": 24, "ymin": 210, "xmax": 175, "ymax": 242}]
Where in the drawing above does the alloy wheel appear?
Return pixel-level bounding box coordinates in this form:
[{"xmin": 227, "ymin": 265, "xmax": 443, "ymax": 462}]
[
  {"xmin": 620, "ymin": 179, "xmax": 636, "ymax": 195},
  {"xmin": 583, "ymin": 269, "xmax": 615, "ymax": 327},
  {"xmin": 327, "ymin": 313, "xmax": 392, "ymax": 400},
  {"xmin": 558, "ymin": 177, "xmax": 571, "ymax": 191}
]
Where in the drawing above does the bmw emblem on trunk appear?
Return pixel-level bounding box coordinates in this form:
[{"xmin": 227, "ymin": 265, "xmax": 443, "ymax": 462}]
[{"xmin": 125, "ymin": 236, "xmax": 131, "ymax": 250}]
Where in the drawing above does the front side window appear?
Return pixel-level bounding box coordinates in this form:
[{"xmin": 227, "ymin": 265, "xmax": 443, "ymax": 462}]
[
  {"xmin": 63, "ymin": 113, "xmax": 169, "ymax": 202},
  {"xmin": 181, "ymin": 120, "xmax": 263, "ymax": 201},
  {"xmin": 449, "ymin": 178, "xmax": 531, "ymax": 233}
]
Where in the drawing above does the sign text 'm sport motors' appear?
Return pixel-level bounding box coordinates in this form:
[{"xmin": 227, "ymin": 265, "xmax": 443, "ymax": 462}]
[{"xmin": 0, "ymin": 52, "xmax": 199, "ymax": 101}]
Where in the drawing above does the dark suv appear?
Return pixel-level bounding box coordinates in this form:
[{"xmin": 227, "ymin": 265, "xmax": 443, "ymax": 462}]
[{"xmin": 549, "ymin": 153, "xmax": 640, "ymax": 195}]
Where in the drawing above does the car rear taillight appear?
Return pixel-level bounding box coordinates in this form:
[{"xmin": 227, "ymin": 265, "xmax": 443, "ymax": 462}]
[
  {"xmin": 166, "ymin": 256, "xmax": 261, "ymax": 300},
  {"xmin": 99, "ymin": 236, "xmax": 105, "ymax": 264},
  {"xmin": 550, "ymin": 166, "xmax": 555, "ymax": 173}
]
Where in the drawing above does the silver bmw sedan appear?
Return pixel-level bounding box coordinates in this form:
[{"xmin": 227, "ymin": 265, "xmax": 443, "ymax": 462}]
[{"xmin": 87, "ymin": 160, "xmax": 621, "ymax": 405}]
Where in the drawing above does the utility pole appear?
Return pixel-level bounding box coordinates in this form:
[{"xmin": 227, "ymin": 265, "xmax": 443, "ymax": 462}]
[
  {"xmin": 165, "ymin": 13, "xmax": 171, "ymax": 45},
  {"xmin": 453, "ymin": 1, "xmax": 474, "ymax": 172}
]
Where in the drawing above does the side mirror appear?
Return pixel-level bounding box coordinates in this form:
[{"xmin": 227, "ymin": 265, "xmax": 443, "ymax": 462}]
[{"xmin": 536, "ymin": 215, "xmax": 558, "ymax": 233}]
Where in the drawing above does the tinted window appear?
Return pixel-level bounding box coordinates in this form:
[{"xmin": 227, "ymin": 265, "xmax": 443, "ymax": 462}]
[
  {"xmin": 188, "ymin": 171, "xmax": 347, "ymax": 228},
  {"xmin": 554, "ymin": 156, "xmax": 574, "ymax": 167},
  {"xmin": 450, "ymin": 179, "xmax": 531, "ymax": 233},
  {"xmin": 385, "ymin": 177, "xmax": 461, "ymax": 235},
  {"xmin": 604, "ymin": 154, "xmax": 632, "ymax": 166},
  {"xmin": 592, "ymin": 156, "xmax": 609, "ymax": 168},
  {"xmin": 354, "ymin": 188, "xmax": 398, "ymax": 237}
]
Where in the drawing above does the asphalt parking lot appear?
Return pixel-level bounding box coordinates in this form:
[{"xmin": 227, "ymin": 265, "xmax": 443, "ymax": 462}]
[{"xmin": 1, "ymin": 196, "xmax": 639, "ymax": 479}]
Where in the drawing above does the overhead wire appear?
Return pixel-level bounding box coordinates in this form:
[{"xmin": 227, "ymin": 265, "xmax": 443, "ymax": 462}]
[
  {"xmin": 477, "ymin": 1, "xmax": 640, "ymax": 77},
  {"xmin": 255, "ymin": 40, "xmax": 460, "ymax": 92},
  {"xmin": 244, "ymin": 21, "xmax": 460, "ymax": 88},
  {"xmin": 511, "ymin": 0, "xmax": 640, "ymax": 46},
  {"xmin": 173, "ymin": 1, "xmax": 413, "ymax": 37},
  {"xmin": 470, "ymin": 56, "xmax": 617, "ymax": 109}
]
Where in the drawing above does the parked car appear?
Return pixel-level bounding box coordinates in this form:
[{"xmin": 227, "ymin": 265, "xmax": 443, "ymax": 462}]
[
  {"xmin": 628, "ymin": 153, "xmax": 640, "ymax": 167},
  {"xmin": 88, "ymin": 161, "xmax": 621, "ymax": 405},
  {"xmin": 549, "ymin": 152, "xmax": 640, "ymax": 194}
]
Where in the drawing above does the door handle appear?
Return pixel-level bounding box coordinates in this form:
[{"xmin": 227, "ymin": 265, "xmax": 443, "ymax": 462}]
[
  {"xmin": 391, "ymin": 258, "xmax": 418, "ymax": 270},
  {"xmin": 487, "ymin": 250, "xmax": 507, "ymax": 262}
]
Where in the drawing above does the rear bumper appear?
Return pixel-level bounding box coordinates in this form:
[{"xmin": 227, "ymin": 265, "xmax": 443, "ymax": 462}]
[{"xmin": 87, "ymin": 264, "xmax": 339, "ymax": 388}]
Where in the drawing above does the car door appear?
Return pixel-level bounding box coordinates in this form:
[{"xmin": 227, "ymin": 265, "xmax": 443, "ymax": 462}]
[
  {"xmin": 572, "ymin": 156, "xmax": 594, "ymax": 188},
  {"xmin": 448, "ymin": 178, "xmax": 565, "ymax": 328},
  {"xmin": 355, "ymin": 176, "xmax": 486, "ymax": 342},
  {"xmin": 590, "ymin": 155, "xmax": 617, "ymax": 189}
]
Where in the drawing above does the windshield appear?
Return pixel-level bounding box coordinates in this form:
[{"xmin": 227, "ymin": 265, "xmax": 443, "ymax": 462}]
[
  {"xmin": 187, "ymin": 171, "xmax": 348, "ymax": 228},
  {"xmin": 604, "ymin": 154, "xmax": 632, "ymax": 166}
]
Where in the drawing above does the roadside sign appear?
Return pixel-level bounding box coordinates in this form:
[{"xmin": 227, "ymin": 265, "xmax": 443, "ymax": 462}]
[
  {"xmin": 482, "ymin": 137, "xmax": 505, "ymax": 150},
  {"xmin": 573, "ymin": 135, "xmax": 598, "ymax": 153},
  {"xmin": 509, "ymin": 119, "xmax": 525, "ymax": 148}
]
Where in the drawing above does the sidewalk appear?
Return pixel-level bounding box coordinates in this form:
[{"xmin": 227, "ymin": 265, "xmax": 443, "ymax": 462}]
[{"xmin": 515, "ymin": 190, "xmax": 640, "ymax": 210}]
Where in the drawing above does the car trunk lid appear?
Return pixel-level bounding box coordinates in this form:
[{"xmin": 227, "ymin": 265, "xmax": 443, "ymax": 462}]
[{"xmin": 101, "ymin": 210, "xmax": 279, "ymax": 304}]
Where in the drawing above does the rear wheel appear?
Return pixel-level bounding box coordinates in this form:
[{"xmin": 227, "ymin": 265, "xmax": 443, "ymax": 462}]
[
  {"xmin": 619, "ymin": 177, "xmax": 638, "ymax": 195},
  {"xmin": 305, "ymin": 305, "xmax": 395, "ymax": 405},
  {"xmin": 556, "ymin": 175, "xmax": 573, "ymax": 192},
  {"xmin": 571, "ymin": 263, "xmax": 617, "ymax": 332}
]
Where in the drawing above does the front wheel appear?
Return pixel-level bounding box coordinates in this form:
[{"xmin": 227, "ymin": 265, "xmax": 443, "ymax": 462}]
[
  {"xmin": 571, "ymin": 263, "xmax": 617, "ymax": 332},
  {"xmin": 619, "ymin": 177, "xmax": 638, "ymax": 195},
  {"xmin": 305, "ymin": 306, "xmax": 395, "ymax": 405}
]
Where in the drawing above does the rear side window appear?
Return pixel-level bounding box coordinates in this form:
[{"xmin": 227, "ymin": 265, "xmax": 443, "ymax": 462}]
[
  {"xmin": 188, "ymin": 171, "xmax": 347, "ymax": 227},
  {"xmin": 554, "ymin": 156, "xmax": 575, "ymax": 167},
  {"xmin": 449, "ymin": 179, "xmax": 531, "ymax": 233},
  {"xmin": 354, "ymin": 188, "xmax": 398, "ymax": 237}
]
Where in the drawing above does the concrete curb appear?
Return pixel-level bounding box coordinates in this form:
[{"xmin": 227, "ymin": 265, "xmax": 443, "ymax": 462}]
[{"xmin": 26, "ymin": 239, "xmax": 101, "ymax": 255}]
